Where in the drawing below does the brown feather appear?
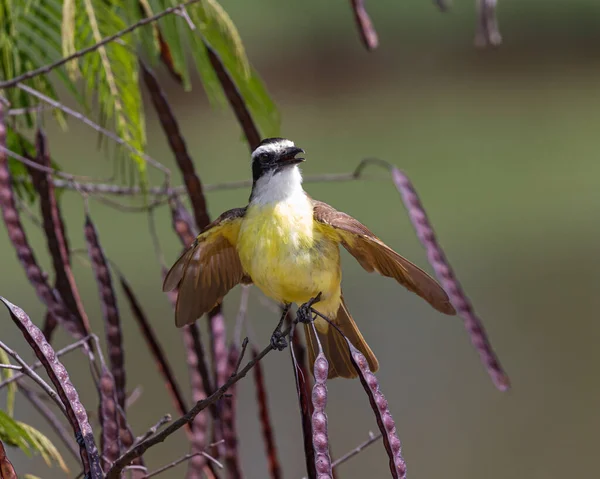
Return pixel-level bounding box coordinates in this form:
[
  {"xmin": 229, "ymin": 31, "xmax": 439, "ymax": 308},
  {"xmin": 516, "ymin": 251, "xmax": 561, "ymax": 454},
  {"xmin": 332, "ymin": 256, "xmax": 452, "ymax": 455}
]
[
  {"xmin": 313, "ymin": 200, "xmax": 455, "ymax": 315},
  {"xmin": 163, "ymin": 207, "xmax": 250, "ymax": 327},
  {"xmin": 305, "ymin": 294, "xmax": 378, "ymax": 379}
]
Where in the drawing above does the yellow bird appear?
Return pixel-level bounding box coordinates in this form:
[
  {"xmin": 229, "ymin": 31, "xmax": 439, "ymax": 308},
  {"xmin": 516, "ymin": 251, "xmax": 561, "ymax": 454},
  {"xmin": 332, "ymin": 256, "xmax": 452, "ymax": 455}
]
[{"xmin": 163, "ymin": 138, "xmax": 455, "ymax": 379}]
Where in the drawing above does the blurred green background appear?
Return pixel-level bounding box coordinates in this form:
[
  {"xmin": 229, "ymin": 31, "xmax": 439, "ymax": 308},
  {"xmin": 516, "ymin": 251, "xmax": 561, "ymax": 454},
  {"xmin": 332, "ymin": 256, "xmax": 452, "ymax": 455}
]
[{"xmin": 3, "ymin": 0, "xmax": 600, "ymax": 477}]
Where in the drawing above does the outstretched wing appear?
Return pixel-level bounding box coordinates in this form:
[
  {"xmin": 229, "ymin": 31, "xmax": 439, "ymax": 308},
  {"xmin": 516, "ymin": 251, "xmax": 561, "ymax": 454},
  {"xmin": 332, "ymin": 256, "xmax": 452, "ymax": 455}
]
[
  {"xmin": 163, "ymin": 207, "xmax": 250, "ymax": 327},
  {"xmin": 313, "ymin": 200, "xmax": 455, "ymax": 315}
]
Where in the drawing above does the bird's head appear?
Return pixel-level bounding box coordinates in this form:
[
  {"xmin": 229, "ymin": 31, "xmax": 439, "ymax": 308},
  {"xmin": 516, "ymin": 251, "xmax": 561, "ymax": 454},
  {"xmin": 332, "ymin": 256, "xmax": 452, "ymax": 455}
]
[
  {"xmin": 249, "ymin": 138, "xmax": 306, "ymax": 203},
  {"xmin": 251, "ymin": 138, "xmax": 305, "ymax": 182}
]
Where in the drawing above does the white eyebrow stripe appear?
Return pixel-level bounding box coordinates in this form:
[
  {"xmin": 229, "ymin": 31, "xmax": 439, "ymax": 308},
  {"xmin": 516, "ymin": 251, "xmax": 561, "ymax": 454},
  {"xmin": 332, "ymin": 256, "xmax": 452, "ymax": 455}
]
[{"xmin": 251, "ymin": 139, "xmax": 295, "ymax": 160}]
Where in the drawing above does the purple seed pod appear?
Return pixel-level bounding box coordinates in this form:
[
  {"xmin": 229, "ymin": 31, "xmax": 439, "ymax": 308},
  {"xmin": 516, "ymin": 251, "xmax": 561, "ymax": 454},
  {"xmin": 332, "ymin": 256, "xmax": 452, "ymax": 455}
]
[
  {"xmin": 222, "ymin": 344, "xmax": 243, "ymax": 479},
  {"xmin": 170, "ymin": 198, "xmax": 198, "ymax": 246},
  {"xmin": 182, "ymin": 325, "xmax": 210, "ymax": 477},
  {"xmin": 0, "ymin": 440, "xmax": 17, "ymax": 479},
  {"xmin": 0, "ymin": 297, "xmax": 102, "ymax": 478},
  {"xmin": 98, "ymin": 367, "xmax": 121, "ymax": 470},
  {"xmin": 84, "ymin": 215, "xmax": 127, "ymax": 409},
  {"xmin": 289, "ymin": 319, "xmax": 316, "ymax": 479},
  {"xmin": 349, "ymin": 0, "xmax": 379, "ymax": 50},
  {"xmin": 252, "ymin": 347, "xmax": 282, "ymax": 479},
  {"xmin": 347, "ymin": 339, "xmax": 406, "ymax": 479},
  {"xmin": 27, "ymin": 128, "xmax": 91, "ymax": 336},
  {"xmin": 42, "ymin": 312, "xmax": 58, "ymax": 342},
  {"xmin": 116, "ymin": 407, "xmax": 145, "ymax": 477},
  {"xmin": 391, "ymin": 167, "xmax": 510, "ymax": 391},
  {"xmin": 0, "ymin": 106, "xmax": 83, "ymax": 340},
  {"xmin": 311, "ymin": 349, "xmax": 333, "ymax": 479},
  {"xmin": 140, "ymin": 62, "xmax": 210, "ymax": 231},
  {"xmin": 119, "ymin": 274, "xmax": 188, "ymax": 415},
  {"xmin": 475, "ymin": 0, "xmax": 502, "ymax": 48}
]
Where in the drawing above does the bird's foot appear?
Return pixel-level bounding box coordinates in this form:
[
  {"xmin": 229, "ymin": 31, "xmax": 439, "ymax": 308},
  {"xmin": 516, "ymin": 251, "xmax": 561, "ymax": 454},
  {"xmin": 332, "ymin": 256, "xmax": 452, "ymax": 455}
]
[
  {"xmin": 297, "ymin": 292, "xmax": 322, "ymax": 324},
  {"xmin": 270, "ymin": 329, "xmax": 288, "ymax": 351}
]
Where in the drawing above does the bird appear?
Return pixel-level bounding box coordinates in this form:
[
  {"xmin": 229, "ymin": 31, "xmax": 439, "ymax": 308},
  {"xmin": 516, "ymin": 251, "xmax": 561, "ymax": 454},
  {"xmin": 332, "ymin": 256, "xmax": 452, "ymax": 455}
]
[{"xmin": 163, "ymin": 137, "xmax": 456, "ymax": 379}]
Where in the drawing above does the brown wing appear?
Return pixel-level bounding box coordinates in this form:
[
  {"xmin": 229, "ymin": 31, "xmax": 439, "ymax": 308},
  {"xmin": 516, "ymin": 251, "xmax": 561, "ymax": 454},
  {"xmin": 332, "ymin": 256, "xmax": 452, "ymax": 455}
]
[
  {"xmin": 163, "ymin": 207, "xmax": 250, "ymax": 327},
  {"xmin": 313, "ymin": 200, "xmax": 455, "ymax": 315}
]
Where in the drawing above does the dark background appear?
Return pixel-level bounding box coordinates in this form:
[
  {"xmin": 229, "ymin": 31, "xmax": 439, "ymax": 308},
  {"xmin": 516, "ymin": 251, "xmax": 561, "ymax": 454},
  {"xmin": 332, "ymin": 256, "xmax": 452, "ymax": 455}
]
[{"xmin": 2, "ymin": 1, "xmax": 600, "ymax": 477}]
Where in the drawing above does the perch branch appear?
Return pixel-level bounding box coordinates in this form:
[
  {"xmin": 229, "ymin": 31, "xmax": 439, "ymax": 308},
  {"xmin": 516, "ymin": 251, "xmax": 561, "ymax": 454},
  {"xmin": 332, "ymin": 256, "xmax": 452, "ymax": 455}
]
[{"xmin": 105, "ymin": 326, "xmax": 291, "ymax": 479}]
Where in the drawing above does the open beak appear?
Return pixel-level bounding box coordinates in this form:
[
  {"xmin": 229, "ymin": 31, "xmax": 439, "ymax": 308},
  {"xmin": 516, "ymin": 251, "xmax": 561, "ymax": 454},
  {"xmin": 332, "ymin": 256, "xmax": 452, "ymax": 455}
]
[{"xmin": 278, "ymin": 146, "xmax": 305, "ymax": 166}]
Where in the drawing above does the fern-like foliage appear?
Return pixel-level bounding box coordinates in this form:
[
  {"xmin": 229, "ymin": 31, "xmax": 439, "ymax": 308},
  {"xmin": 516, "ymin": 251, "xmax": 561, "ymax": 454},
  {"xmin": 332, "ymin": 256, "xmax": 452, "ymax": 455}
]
[
  {"xmin": 130, "ymin": 0, "xmax": 280, "ymax": 140},
  {"xmin": 0, "ymin": 411, "xmax": 68, "ymax": 474},
  {"xmin": 62, "ymin": 0, "xmax": 147, "ymax": 185},
  {"xmin": 0, "ymin": 0, "xmax": 74, "ymax": 129},
  {"xmin": 1, "ymin": 0, "xmax": 280, "ymax": 189}
]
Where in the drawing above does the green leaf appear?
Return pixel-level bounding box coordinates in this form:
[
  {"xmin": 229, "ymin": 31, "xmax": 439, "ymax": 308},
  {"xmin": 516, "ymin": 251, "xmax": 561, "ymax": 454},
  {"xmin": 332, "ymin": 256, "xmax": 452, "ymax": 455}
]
[
  {"xmin": 75, "ymin": 0, "xmax": 148, "ymax": 187},
  {"xmin": 0, "ymin": 350, "xmax": 16, "ymax": 417},
  {"xmin": 0, "ymin": 411, "xmax": 69, "ymax": 473},
  {"xmin": 190, "ymin": 0, "xmax": 280, "ymax": 138},
  {"xmin": 18, "ymin": 422, "xmax": 69, "ymax": 473},
  {"xmin": 0, "ymin": 0, "xmax": 73, "ymax": 128},
  {"xmin": 0, "ymin": 409, "xmax": 34, "ymax": 454}
]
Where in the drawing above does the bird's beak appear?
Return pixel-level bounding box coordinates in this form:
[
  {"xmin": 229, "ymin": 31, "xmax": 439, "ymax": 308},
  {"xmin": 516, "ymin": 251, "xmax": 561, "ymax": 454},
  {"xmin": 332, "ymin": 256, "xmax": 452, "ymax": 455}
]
[{"xmin": 278, "ymin": 146, "xmax": 305, "ymax": 166}]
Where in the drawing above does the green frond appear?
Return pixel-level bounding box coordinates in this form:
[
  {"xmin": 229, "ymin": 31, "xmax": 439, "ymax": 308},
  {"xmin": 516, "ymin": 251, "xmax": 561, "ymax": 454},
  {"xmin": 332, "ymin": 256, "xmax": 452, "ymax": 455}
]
[
  {"xmin": 0, "ymin": 349, "xmax": 16, "ymax": 417},
  {"xmin": 0, "ymin": 410, "xmax": 34, "ymax": 454},
  {"xmin": 0, "ymin": 410, "xmax": 69, "ymax": 473},
  {"xmin": 0, "ymin": 0, "xmax": 75, "ymax": 128},
  {"xmin": 18, "ymin": 422, "xmax": 69, "ymax": 473},
  {"xmin": 200, "ymin": 0, "xmax": 250, "ymax": 78},
  {"xmin": 70, "ymin": 0, "xmax": 147, "ymax": 187},
  {"xmin": 190, "ymin": 0, "xmax": 280, "ymax": 138},
  {"xmin": 61, "ymin": 0, "xmax": 80, "ymax": 79}
]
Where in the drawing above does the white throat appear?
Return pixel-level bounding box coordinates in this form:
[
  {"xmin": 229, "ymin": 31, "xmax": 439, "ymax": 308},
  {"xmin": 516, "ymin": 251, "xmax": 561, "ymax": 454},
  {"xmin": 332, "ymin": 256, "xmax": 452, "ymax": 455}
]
[{"xmin": 251, "ymin": 166, "xmax": 305, "ymax": 205}]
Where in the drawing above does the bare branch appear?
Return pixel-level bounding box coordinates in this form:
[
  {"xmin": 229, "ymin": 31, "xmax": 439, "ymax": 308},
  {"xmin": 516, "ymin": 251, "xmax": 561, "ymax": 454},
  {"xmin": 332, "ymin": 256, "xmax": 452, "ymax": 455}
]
[
  {"xmin": 134, "ymin": 415, "xmax": 172, "ymax": 446},
  {"xmin": 0, "ymin": 339, "xmax": 66, "ymax": 415},
  {"xmin": 331, "ymin": 431, "xmax": 382, "ymax": 468},
  {"xmin": 0, "ymin": 335, "xmax": 91, "ymax": 390},
  {"xmin": 105, "ymin": 326, "xmax": 291, "ymax": 478},
  {"xmin": 144, "ymin": 451, "xmax": 223, "ymax": 479}
]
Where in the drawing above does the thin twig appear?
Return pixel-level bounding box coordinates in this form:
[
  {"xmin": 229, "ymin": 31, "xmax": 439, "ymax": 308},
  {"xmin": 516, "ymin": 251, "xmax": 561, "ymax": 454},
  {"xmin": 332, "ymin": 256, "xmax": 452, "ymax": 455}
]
[
  {"xmin": 143, "ymin": 451, "xmax": 223, "ymax": 478},
  {"xmin": 0, "ymin": 145, "xmax": 100, "ymax": 184},
  {"xmin": 0, "ymin": 0, "xmax": 204, "ymax": 89},
  {"xmin": 0, "ymin": 339, "xmax": 66, "ymax": 415},
  {"xmin": 17, "ymin": 84, "xmax": 170, "ymax": 176},
  {"xmin": 331, "ymin": 432, "xmax": 382, "ymax": 468},
  {"xmin": 233, "ymin": 338, "xmax": 249, "ymax": 376},
  {"xmin": 105, "ymin": 326, "xmax": 291, "ymax": 479},
  {"xmin": 134, "ymin": 415, "xmax": 172, "ymax": 446},
  {"xmin": 0, "ymin": 335, "xmax": 91, "ymax": 389},
  {"xmin": 24, "ymin": 158, "xmax": 391, "ymax": 198},
  {"xmin": 0, "ymin": 364, "xmax": 20, "ymax": 370}
]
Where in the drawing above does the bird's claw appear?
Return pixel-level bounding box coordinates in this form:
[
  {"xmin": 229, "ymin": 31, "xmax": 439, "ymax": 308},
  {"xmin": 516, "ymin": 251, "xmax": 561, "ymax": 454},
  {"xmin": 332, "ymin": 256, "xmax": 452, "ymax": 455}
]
[
  {"xmin": 297, "ymin": 292, "xmax": 322, "ymax": 324},
  {"xmin": 270, "ymin": 329, "xmax": 288, "ymax": 351}
]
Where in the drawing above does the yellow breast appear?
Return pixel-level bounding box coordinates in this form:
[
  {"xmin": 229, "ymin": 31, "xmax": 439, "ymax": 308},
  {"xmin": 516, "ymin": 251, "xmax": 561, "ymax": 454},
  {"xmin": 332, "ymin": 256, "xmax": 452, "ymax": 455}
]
[{"xmin": 237, "ymin": 197, "xmax": 341, "ymax": 308}]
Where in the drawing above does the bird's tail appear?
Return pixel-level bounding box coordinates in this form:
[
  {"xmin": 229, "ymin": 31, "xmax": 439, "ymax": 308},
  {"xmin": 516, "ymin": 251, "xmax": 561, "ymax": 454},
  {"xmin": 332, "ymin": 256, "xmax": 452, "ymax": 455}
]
[{"xmin": 304, "ymin": 294, "xmax": 379, "ymax": 379}]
